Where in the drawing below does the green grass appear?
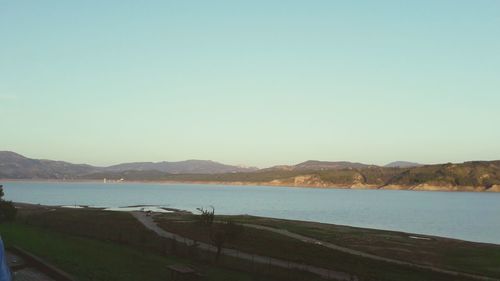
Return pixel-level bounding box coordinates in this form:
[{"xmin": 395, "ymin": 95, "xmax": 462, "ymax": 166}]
[
  {"xmin": 444, "ymin": 247, "xmax": 500, "ymax": 277},
  {"xmin": 218, "ymin": 214, "xmax": 500, "ymax": 279},
  {"xmin": 0, "ymin": 223, "xmax": 254, "ymax": 281},
  {"xmin": 9, "ymin": 206, "xmax": 496, "ymax": 281},
  {"xmin": 11, "ymin": 207, "xmax": 325, "ymax": 281},
  {"xmin": 155, "ymin": 214, "xmax": 477, "ymax": 281},
  {"xmin": 20, "ymin": 208, "xmax": 167, "ymax": 253}
]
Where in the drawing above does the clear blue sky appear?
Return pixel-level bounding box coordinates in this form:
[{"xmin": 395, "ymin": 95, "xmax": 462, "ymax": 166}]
[{"xmin": 1, "ymin": 1, "xmax": 499, "ymax": 167}]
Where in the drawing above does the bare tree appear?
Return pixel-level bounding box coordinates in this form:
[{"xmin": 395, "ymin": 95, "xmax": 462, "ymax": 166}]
[
  {"xmin": 210, "ymin": 221, "xmax": 244, "ymax": 261},
  {"xmin": 196, "ymin": 206, "xmax": 215, "ymax": 226}
]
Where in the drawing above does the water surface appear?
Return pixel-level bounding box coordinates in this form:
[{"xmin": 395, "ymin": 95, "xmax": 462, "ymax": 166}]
[{"xmin": 4, "ymin": 182, "xmax": 500, "ymax": 244}]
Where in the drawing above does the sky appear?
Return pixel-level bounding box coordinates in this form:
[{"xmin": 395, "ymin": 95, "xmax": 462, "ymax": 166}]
[{"xmin": 0, "ymin": 1, "xmax": 499, "ymax": 168}]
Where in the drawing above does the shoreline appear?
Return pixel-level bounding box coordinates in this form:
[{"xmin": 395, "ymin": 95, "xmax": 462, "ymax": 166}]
[
  {"xmin": 2, "ymin": 178, "xmax": 499, "ymax": 192},
  {"xmin": 14, "ymin": 202, "xmax": 500, "ymax": 247}
]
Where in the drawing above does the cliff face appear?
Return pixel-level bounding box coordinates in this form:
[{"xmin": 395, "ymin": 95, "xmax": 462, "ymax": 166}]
[
  {"xmin": 252, "ymin": 162, "xmax": 500, "ymax": 191},
  {"xmin": 381, "ymin": 161, "xmax": 500, "ymax": 191},
  {"xmin": 269, "ymin": 175, "xmax": 332, "ymax": 188}
]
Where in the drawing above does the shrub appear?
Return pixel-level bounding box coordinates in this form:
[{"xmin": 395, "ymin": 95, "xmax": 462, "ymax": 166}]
[{"xmin": 0, "ymin": 185, "xmax": 17, "ymax": 222}]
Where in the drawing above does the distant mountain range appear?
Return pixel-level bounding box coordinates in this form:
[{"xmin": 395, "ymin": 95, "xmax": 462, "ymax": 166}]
[
  {"xmin": 0, "ymin": 151, "xmax": 257, "ymax": 179},
  {"xmin": 0, "ymin": 151, "xmax": 98, "ymax": 179},
  {"xmin": 384, "ymin": 161, "xmax": 423, "ymax": 168},
  {"xmin": 263, "ymin": 160, "xmax": 377, "ymax": 171},
  {"xmin": 1, "ymin": 151, "xmax": 499, "ymax": 192},
  {"xmin": 105, "ymin": 160, "xmax": 257, "ymax": 174}
]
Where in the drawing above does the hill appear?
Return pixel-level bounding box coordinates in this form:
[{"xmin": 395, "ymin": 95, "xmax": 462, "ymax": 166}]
[
  {"xmin": 0, "ymin": 151, "xmax": 257, "ymax": 179},
  {"xmin": 80, "ymin": 161, "xmax": 500, "ymax": 192},
  {"xmin": 0, "ymin": 151, "xmax": 98, "ymax": 179},
  {"xmin": 264, "ymin": 160, "xmax": 375, "ymax": 171},
  {"xmin": 105, "ymin": 160, "xmax": 257, "ymax": 174},
  {"xmin": 2, "ymin": 151, "xmax": 499, "ymax": 191},
  {"xmin": 385, "ymin": 161, "xmax": 423, "ymax": 168},
  {"xmin": 383, "ymin": 161, "xmax": 500, "ymax": 191}
]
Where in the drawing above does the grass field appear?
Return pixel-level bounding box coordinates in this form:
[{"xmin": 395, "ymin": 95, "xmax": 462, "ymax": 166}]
[
  {"xmin": 3, "ymin": 205, "xmax": 497, "ymax": 281},
  {"xmin": 6, "ymin": 205, "xmax": 323, "ymax": 281},
  {"xmin": 155, "ymin": 213, "xmax": 482, "ymax": 281},
  {"xmin": 217, "ymin": 214, "xmax": 500, "ymax": 279},
  {"xmin": 0, "ymin": 223, "xmax": 255, "ymax": 281}
]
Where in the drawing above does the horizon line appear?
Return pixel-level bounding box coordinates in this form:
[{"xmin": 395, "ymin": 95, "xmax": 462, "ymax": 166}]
[{"xmin": 2, "ymin": 150, "xmax": 499, "ymax": 170}]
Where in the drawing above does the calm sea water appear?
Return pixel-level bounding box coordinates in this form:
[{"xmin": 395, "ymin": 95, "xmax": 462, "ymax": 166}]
[{"xmin": 3, "ymin": 182, "xmax": 500, "ymax": 244}]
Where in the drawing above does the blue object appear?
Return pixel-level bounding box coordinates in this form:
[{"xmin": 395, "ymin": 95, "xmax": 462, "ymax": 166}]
[{"xmin": 0, "ymin": 237, "xmax": 11, "ymax": 281}]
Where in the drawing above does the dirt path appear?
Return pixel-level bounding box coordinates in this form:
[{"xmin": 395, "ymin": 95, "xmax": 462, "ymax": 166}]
[
  {"xmin": 131, "ymin": 212, "xmax": 355, "ymax": 281},
  {"xmin": 241, "ymin": 223, "xmax": 499, "ymax": 281}
]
